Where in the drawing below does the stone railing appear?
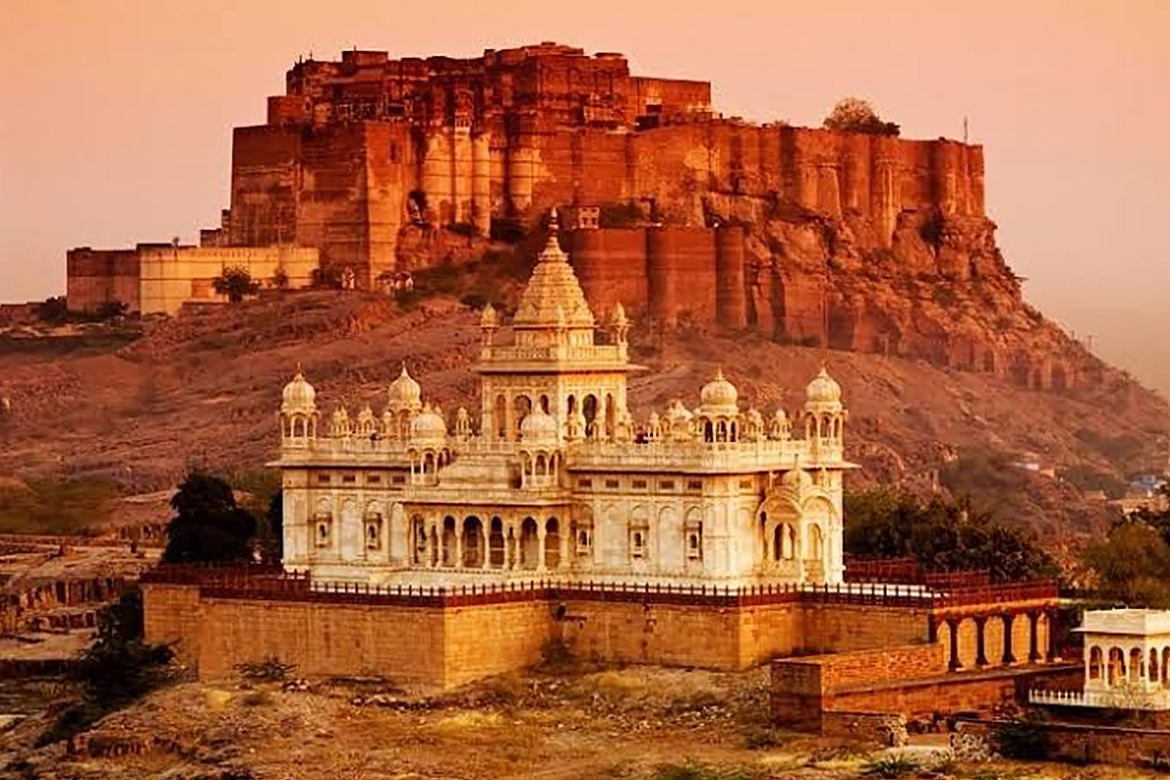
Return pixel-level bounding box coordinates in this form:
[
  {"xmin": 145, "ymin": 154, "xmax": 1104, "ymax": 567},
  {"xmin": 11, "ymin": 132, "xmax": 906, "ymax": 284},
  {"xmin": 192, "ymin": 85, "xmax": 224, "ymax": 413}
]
[{"xmin": 1029, "ymin": 687, "xmax": 1170, "ymax": 710}]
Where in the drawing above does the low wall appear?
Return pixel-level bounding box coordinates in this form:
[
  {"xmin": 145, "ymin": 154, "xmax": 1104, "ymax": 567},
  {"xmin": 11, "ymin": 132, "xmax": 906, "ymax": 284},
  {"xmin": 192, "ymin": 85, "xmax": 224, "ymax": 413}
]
[
  {"xmin": 958, "ymin": 718, "xmax": 1170, "ymax": 768},
  {"xmin": 821, "ymin": 711, "xmax": 908, "ymax": 747}
]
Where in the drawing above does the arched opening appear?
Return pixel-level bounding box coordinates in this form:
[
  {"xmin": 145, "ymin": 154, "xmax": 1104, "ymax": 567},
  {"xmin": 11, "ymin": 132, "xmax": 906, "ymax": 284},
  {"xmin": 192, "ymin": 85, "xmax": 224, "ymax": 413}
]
[
  {"xmin": 716, "ymin": 420, "xmax": 728, "ymax": 442},
  {"xmin": 545, "ymin": 518, "xmax": 560, "ymax": 569},
  {"xmin": 489, "ymin": 518, "xmax": 505, "ymax": 568},
  {"xmin": 1151, "ymin": 648, "xmax": 1160, "ymax": 684},
  {"xmin": 535, "ymin": 454, "xmax": 547, "ymax": 476},
  {"xmin": 441, "ymin": 516, "xmax": 457, "ymax": 566},
  {"xmin": 704, "ymin": 420, "xmax": 714, "ymax": 443},
  {"xmin": 567, "ymin": 395, "xmax": 577, "ymax": 415},
  {"xmin": 462, "ymin": 516, "xmax": 484, "ymax": 568},
  {"xmin": 583, "ymin": 394, "xmax": 598, "ymax": 434},
  {"xmin": 513, "ymin": 395, "xmax": 532, "ymax": 440},
  {"xmin": 1131, "ymin": 648, "xmax": 1145, "ymax": 683},
  {"xmin": 519, "ymin": 517, "xmax": 539, "ymax": 569},
  {"xmin": 1108, "ymin": 647, "xmax": 1125, "ymax": 686},
  {"xmin": 412, "ymin": 516, "xmax": 427, "ymax": 564},
  {"xmin": 729, "ymin": 421, "xmax": 737, "ymax": 442},
  {"xmin": 772, "ymin": 525, "xmax": 783, "ymax": 562},
  {"xmin": 806, "ymin": 523, "xmax": 824, "ymax": 561},
  {"xmin": 1163, "ymin": 648, "xmax": 1170, "ymax": 686},
  {"xmin": 494, "ymin": 394, "xmax": 507, "ymax": 439},
  {"xmin": 1089, "ymin": 646, "xmax": 1103, "ymax": 680},
  {"xmin": 539, "ymin": 394, "xmax": 550, "ymax": 413}
]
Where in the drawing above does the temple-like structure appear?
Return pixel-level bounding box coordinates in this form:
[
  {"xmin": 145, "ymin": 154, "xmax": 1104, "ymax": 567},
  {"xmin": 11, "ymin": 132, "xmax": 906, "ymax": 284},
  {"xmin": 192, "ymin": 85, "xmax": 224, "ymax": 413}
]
[{"xmin": 275, "ymin": 214, "xmax": 851, "ymax": 586}]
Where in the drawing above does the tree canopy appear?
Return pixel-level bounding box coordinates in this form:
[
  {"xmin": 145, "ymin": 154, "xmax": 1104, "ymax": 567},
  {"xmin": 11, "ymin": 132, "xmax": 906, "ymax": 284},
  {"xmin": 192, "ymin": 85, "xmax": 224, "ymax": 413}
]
[
  {"xmin": 162, "ymin": 472, "xmax": 256, "ymax": 564},
  {"xmin": 212, "ymin": 265, "xmax": 260, "ymax": 303},
  {"xmin": 844, "ymin": 488, "xmax": 1059, "ymax": 582},
  {"xmin": 823, "ymin": 97, "xmax": 901, "ymax": 137},
  {"xmin": 1083, "ymin": 495, "xmax": 1170, "ymax": 609}
]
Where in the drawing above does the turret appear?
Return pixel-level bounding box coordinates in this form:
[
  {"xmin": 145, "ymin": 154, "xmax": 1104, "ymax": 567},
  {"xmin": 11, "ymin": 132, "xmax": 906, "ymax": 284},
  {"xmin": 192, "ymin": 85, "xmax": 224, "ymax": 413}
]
[{"xmin": 280, "ymin": 370, "xmax": 319, "ymax": 444}]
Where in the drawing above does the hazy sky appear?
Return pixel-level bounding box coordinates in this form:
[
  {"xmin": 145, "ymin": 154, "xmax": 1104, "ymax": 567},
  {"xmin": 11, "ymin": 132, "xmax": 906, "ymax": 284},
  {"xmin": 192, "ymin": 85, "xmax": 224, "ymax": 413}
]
[{"xmin": 2, "ymin": 0, "xmax": 1168, "ymax": 395}]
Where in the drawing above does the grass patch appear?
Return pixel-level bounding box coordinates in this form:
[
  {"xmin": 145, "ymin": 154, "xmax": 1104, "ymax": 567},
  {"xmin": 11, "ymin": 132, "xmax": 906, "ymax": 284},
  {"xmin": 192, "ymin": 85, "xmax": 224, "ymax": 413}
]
[
  {"xmin": 861, "ymin": 754, "xmax": 920, "ymax": 778},
  {"xmin": 649, "ymin": 760, "xmax": 762, "ymax": 780}
]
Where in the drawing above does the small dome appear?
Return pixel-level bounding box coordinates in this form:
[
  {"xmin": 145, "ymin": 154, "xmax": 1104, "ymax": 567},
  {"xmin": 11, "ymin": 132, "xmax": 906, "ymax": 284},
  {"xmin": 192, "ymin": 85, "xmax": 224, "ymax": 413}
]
[
  {"xmin": 611, "ymin": 302, "xmax": 628, "ymax": 327},
  {"xmin": 356, "ymin": 405, "xmax": 376, "ymax": 427},
  {"xmin": 665, "ymin": 398, "xmax": 693, "ymax": 425},
  {"xmin": 410, "ymin": 403, "xmax": 447, "ymax": 442},
  {"xmin": 700, "ymin": 369, "xmax": 739, "ymax": 414},
  {"xmin": 805, "ymin": 367, "xmax": 842, "ymax": 407},
  {"xmin": 281, "ymin": 371, "xmax": 317, "ymax": 415},
  {"xmin": 520, "ymin": 408, "xmax": 559, "ymax": 444},
  {"xmin": 781, "ymin": 469, "xmax": 813, "ymax": 489},
  {"xmin": 388, "ymin": 365, "xmax": 422, "ymax": 412},
  {"xmin": 330, "ymin": 406, "xmax": 351, "ymax": 436},
  {"xmin": 772, "ymin": 408, "xmax": 789, "ymax": 423},
  {"xmin": 480, "ymin": 302, "xmax": 498, "ymax": 329},
  {"xmin": 746, "ymin": 407, "xmax": 764, "ymax": 426}
]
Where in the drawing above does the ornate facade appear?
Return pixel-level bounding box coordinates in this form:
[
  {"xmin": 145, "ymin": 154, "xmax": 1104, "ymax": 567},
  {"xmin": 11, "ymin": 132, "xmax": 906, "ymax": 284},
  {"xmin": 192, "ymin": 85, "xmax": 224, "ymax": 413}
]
[{"xmin": 275, "ymin": 214, "xmax": 852, "ymax": 586}]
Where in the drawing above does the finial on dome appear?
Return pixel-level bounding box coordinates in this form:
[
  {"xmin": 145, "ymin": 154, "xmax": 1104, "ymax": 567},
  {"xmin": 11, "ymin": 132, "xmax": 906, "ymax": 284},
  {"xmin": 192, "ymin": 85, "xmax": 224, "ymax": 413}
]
[
  {"xmin": 540, "ymin": 209, "xmax": 566, "ymax": 262},
  {"xmin": 480, "ymin": 301, "xmax": 498, "ymax": 328},
  {"xmin": 611, "ymin": 302, "xmax": 628, "ymax": 325}
]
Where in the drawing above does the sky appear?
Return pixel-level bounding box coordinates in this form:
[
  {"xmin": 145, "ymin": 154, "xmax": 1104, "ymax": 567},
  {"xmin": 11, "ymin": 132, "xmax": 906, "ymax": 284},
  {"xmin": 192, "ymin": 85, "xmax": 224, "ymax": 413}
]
[{"xmin": 1, "ymin": 0, "xmax": 1168, "ymax": 395}]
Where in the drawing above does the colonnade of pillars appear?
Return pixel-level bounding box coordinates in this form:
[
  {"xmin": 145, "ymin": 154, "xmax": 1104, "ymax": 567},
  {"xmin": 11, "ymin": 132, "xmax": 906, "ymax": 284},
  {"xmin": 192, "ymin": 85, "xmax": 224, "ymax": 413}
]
[
  {"xmin": 1087, "ymin": 644, "xmax": 1170, "ymax": 690},
  {"xmin": 411, "ymin": 514, "xmax": 569, "ymax": 571},
  {"xmin": 933, "ymin": 608, "xmax": 1059, "ymax": 672}
]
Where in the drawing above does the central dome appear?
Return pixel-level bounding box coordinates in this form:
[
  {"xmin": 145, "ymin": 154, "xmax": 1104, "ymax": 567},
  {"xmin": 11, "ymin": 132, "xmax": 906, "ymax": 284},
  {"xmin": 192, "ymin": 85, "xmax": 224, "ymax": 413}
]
[
  {"xmin": 520, "ymin": 408, "xmax": 559, "ymax": 444},
  {"xmin": 805, "ymin": 367, "xmax": 842, "ymax": 408},
  {"xmin": 388, "ymin": 366, "xmax": 422, "ymax": 412},
  {"xmin": 700, "ymin": 369, "xmax": 739, "ymax": 414},
  {"xmin": 281, "ymin": 371, "xmax": 317, "ymax": 415},
  {"xmin": 410, "ymin": 403, "xmax": 447, "ymax": 442}
]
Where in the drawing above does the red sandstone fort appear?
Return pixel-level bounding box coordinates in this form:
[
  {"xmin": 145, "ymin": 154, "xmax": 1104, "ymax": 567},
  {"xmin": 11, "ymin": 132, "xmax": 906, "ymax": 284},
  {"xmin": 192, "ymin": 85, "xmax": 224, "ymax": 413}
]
[{"xmin": 67, "ymin": 42, "xmax": 1087, "ymax": 389}]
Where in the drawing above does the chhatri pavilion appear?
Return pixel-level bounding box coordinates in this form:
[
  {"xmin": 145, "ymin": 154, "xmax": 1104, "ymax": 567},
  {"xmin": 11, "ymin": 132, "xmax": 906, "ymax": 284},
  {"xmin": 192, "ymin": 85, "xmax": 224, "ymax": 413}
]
[{"xmin": 274, "ymin": 214, "xmax": 852, "ymax": 587}]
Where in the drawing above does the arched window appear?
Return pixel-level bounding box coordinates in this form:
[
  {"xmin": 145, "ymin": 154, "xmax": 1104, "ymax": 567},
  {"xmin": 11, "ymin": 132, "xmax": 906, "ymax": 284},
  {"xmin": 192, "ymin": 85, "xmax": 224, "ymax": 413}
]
[
  {"xmin": 807, "ymin": 524, "xmax": 824, "ymax": 561},
  {"xmin": 1088, "ymin": 647, "xmax": 1103, "ymax": 680},
  {"xmin": 583, "ymin": 395, "xmax": 598, "ymax": 434},
  {"xmin": 513, "ymin": 395, "xmax": 532, "ymax": 440},
  {"xmin": 495, "ymin": 394, "xmax": 507, "ymax": 439}
]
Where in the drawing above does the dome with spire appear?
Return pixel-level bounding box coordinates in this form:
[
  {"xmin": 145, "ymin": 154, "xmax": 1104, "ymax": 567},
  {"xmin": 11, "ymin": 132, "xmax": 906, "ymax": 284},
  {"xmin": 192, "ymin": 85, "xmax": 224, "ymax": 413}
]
[
  {"xmin": 480, "ymin": 302, "xmax": 498, "ymax": 329},
  {"xmin": 281, "ymin": 371, "xmax": 317, "ymax": 415},
  {"xmin": 700, "ymin": 369, "xmax": 739, "ymax": 415},
  {"xmin": 410, "ymin": 403, "xmax": 447, "ymax": 442},
  {"xmin": 387, "ymin": 365, "xmax": 423, "ymax": 413},
  {"xmin": 520, "ymin": 408, "xmax": 559, "ymax": 445},
  {"xmin": 804, "ymin": 367, "xmax": 843, "ymax": 410},
  {"xmin": 512, "ymin": 210, "xmax": 596, "ymax": 331}
]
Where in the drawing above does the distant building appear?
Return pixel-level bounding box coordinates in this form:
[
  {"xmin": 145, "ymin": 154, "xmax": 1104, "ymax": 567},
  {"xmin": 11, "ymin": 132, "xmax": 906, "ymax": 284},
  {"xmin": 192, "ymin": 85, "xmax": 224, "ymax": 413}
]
[{"xmin": 1031, "ymin": 609, "xmax": 1170, "ymax": 710}]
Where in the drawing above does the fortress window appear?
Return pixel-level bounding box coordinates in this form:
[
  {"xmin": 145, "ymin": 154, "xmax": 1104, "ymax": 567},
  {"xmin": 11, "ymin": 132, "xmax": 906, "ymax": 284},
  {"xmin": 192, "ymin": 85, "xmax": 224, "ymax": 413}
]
[
  {"xmin": 314, "ymin": 514, "xmax": 332, "ymax": 548},
  {"xmin": 577, "ymin": 529, "xmax": 592, "ymax": 555},
  {"xmin": 632, "ymin": 479, "xmax": 647, "ymax": 490},
  {"xmin": 631, "ymin": 531, "xmax": 645, "ymax": 558},
  {"xmin": 605, "ymin": 479, "xmax": 620, "ymax": 490},
  {"xmin": 688, "ymin": 533, "xmax": 702, "ymax": 560},
  {"xmin": 367, "ymin": 475, "xmax": 382, "ymax": 484},
  {"xmin": 365, "ymin": 515, "xmax": 383, "ymax": 551},
  {"xmin": 686, "ymin": 480, "xmax": 702, "ymax": 492},
  {"xmin": 342, "ymin": 474, "xmax": 357, "ymax": 484},
  {"xmin": 659, "ymin": 480, "xmax": 675, "ymax": 491},
  {"xmin": 739, "ymin": 479, "xmax": 753, "ymax": 490},
  {"xmin": 392, "ymin": 475, "xmax": 406, "ymax": 485},
  {"xmin": 577, "ymin": 478, "xmax": 593, "ymax": 489},
  {"xmin": 317, "ymin": 474, "xmax": 331, "ymax": 484}
]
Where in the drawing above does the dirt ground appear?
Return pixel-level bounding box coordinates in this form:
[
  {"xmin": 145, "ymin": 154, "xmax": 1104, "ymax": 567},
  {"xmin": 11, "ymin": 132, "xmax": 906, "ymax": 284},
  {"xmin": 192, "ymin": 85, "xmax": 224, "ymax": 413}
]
[{"xmin": 0, "ymin": 663, "xmax": 1158, "ymax": 780}]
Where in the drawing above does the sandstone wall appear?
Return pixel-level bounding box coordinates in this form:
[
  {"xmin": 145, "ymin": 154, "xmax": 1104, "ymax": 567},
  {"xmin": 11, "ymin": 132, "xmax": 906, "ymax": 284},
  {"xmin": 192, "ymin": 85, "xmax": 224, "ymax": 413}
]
[
  {"xmin": 802, "ymin": 605, "xmax": 932, "ymax": 654},
  {"xmin": 142, "ymin": 583, "xmax": 203, "ymax": 668},
  {"xmin": 957, "ymin": 718, "xmax": 1170, "ymax": 768},
  {"xmin": 139, "ymin": 246, "xmax": 318, "ymax": 315},
  {"xmin": 442, "ymin": 602, "xmax": 551, "ymax": 688},
  {"xmin": 66, "ymin": 248, "xmax": 141, "ymax": 313}
]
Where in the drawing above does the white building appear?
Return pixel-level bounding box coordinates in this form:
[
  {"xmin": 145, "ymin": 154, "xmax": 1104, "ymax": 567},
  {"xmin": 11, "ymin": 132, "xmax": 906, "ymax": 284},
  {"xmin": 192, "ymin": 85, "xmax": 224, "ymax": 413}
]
[
  {"xmin": 1030, "ymin": 609, "xmax": 1170, "ymax": 710},
  {"xmin": 274, "ymin": 214, "xmax": 853, "ymax": 587}
]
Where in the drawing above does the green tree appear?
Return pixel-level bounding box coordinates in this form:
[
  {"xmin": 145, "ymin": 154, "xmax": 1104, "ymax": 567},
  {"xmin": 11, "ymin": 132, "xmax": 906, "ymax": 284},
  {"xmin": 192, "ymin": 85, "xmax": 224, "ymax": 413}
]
[
  {"xmin": 844, "ymin": 488, "xmax": 1059, "ymax": 582},
  {"xmin": 162, "ymin": 472, "xmax": 256, "ymax": 563},
  {"xmin": 1083, "ymin": 520, "xmax": 1170, "ymax": 608},
  {"xmin": 212, "ymin": 265, "xmax": 260, "ymax": 303},
  {"xmin": 823, "ymin": 97, "xmax": 901, "ymax": 136}
]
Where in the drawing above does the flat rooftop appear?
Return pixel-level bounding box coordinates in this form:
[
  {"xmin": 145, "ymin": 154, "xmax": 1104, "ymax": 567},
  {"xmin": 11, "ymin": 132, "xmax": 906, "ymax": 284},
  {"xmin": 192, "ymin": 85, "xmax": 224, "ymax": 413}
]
[{"xmin": 1079, "ymin": 608, "xmax": 1170, "ymax": 636}]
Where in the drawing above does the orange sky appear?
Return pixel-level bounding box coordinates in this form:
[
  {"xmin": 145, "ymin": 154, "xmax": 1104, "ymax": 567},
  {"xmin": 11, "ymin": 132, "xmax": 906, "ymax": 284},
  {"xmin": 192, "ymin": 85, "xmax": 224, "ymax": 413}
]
[{"xmin": 1, "ymin": 0, "xmax": 1168, "ymax": 395}]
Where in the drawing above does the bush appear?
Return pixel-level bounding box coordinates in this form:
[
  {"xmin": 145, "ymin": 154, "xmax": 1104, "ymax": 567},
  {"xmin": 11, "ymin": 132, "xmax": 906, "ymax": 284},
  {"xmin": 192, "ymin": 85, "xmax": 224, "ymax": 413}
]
[
  {"xmin": 991, "ymin": 716, "xmax": 1050, "ymax": 760},
  {"xmin": 651, "ymin": 760, "xmax": 761, "ymax": 780},
  {"xmin": 824, "ymin": 97, "xmax": 901, "ymax": 136},
  {"xmin": 740, "ymin": 724, "xmax": 782, "ymax": 750},
  {"xmin": 599, "ymin": 201, "xmax": 645, "ymax": 228},
  {"xmin": 162, "ymin": 472, "xmax": 256, "ymax": 564},
  {"xmin": 236, "ymin": 656, "xmax": 294, "ymax": 682},
  {"xmin": 861, "ymin": 755, "xmax": 920, "ymax": 778},
  {"xmin": 240, "ymin": 691, "xmax": 273, "ymax": 707},
  {"xmin": 212, "ymin": 266, "xmax": 260, "ymax": 303}
]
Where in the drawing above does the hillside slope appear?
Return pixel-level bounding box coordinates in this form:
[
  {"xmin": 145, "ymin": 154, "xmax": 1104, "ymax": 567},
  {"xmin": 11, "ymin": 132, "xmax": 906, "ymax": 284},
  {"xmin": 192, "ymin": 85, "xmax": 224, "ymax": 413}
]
[{"xmin": 0, "ymin": 290, "xmax": 1166, "ymax": 555}]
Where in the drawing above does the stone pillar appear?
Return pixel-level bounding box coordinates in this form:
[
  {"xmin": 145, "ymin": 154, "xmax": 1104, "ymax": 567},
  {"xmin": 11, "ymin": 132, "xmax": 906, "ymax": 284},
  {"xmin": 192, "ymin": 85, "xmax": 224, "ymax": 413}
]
[
  {"xmin": 975, "ymin": 616, "xmax": 989, "ymax": 667},
  {"xmin": 1046, "ymin": 608, "xmax": 1059, "ymax": 663},
  {"xmin": 947, "ymin": 618, "xmax": 962, "ymax": 672},
  {"xmin": 537, "ymin": 524, "xmax": 547, "ymax": 572},
  {"xmin": 559, "ymin": 526, "xmax": 570, "ymax": 572},
  {"xmin": 1002, "ymin": 613, "xmax": 1016, "ymax": 665},
  {"xmin": 1028, "ymin": 611, "xmax": 1042, "ymax": 664},
  {"xmin": 455, "ymin": 521, "xmax": 464, "ymax": 569},
  {"xmin": 453, "ymin": 125, "xmax": 473, "ymax": 224},
  {"xmin": 471, "ymin": 132, "xmax": 492, "ymax": 235}
]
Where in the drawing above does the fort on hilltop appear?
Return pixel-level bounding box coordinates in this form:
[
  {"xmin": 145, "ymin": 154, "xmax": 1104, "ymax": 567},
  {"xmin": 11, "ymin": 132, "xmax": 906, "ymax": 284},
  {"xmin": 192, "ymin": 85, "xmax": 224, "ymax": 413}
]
[{"xmin": 66, "ymin": 41, "xmax": 1090, "ymax": 391}]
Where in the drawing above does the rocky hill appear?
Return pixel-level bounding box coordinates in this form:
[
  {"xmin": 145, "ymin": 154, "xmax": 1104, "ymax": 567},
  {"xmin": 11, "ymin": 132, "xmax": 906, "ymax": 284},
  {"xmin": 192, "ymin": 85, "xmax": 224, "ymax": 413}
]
[{"xmin": 0, "ymin": 285, "xmax": 1166, "ymax": 556}]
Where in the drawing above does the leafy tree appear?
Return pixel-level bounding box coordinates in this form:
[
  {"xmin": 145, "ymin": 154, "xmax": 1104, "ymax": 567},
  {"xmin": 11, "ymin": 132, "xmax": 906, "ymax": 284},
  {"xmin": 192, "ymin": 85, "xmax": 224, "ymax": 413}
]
[
  {"xmin": 38, "ymin": 588, "xmax": 174, "ymax": 745},
  {"xmin": 37, "ymin": 296, "xmax": 69, "ymax": 324},
  {"xmin": 844, "ymin": 488, "xmax": 1059, "ymax": 582},
  {"xmin": 271, "ymin": 267, "xmax": 289, "ymax": 290},
  {"xmin": 823, "ymin": 97, "xmax": 900, "ymax": 136},
  {"xmin": 212, "ymin": 265, "xmax": 260, "ymax": 303},
  {"xmin": 1083, "ymin": 519, "xmax": 1170, "ymax": 608},
  {"xmin": 162, "ymin": 472, "xmax": 256, "ymax": 563}
]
